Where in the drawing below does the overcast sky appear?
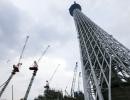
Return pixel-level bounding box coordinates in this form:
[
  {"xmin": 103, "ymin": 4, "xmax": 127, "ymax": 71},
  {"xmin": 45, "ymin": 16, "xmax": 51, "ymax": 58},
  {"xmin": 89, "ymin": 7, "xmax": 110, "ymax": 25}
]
[{"xmin": 0, "ymin": 0, "xmax": 130, "ymax": 100}]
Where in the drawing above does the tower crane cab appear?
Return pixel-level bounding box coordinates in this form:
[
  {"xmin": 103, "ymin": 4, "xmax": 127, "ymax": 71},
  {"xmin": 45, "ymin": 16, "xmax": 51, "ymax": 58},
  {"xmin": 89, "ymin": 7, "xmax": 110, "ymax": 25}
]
[
  {"xmin": 29, "ymin": 61, "xmax": 38, "ymax": 72},
  {"xmin": 12, "ymin": 63, "xmax": 22, "ymax": 74}
]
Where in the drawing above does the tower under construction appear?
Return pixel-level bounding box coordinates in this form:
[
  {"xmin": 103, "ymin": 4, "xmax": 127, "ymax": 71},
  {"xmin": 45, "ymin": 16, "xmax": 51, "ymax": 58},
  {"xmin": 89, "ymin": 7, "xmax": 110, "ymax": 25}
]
[{"xmin": 69, "ymin": 2, "xmax": 130, "ymax": 100}]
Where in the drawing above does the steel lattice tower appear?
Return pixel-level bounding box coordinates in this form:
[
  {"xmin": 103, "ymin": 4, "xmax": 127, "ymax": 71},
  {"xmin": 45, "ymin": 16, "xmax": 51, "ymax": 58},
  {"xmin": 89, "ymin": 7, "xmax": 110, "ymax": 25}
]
[{"xmin": 69, "ymin": 2, "xmax": 130, "ymax": 100}]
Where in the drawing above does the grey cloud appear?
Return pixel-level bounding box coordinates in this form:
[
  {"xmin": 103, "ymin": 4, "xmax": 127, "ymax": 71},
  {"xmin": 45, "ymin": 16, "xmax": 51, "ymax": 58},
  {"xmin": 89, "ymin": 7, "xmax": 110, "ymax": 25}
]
[
  {"xmin": 0, "ymin": 0, "xmax": 29, "ymax": 60},
  {"xmin": 0, "ymin": 1, "xmax": 20, "ymax": 43}
]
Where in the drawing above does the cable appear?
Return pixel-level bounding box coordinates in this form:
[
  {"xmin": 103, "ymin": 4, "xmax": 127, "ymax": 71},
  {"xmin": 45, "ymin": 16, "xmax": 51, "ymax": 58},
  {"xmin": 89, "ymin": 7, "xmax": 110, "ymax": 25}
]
[
  {"xmin": 0, "ymin": 74, "xmax": 13, "ymax": 88},
  {"xmin": 0, "ymin": 80, "xmax": 8, "ymax": 88},
  {"xmin": 37, "ymin": 45, "xmax": 50, "ymax": 63},
  {"xmin": 18, "ymin": 36, "xmax": 29, "ymax": 64},
  {"xmin": 49, "ymin": 64, "xmax": 60, "ymax": 83}
]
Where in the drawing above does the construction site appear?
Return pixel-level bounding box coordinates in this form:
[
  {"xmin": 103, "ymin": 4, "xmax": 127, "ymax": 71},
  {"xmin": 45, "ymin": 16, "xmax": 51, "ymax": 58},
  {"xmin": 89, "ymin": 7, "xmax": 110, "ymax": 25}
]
[
  {"xmin": 0, "ymin": 35, "xmax": 84, "ymax": 100},
  {"xmin": 0, "ymin": 0, "xmax": 130, "ymax": 100}
]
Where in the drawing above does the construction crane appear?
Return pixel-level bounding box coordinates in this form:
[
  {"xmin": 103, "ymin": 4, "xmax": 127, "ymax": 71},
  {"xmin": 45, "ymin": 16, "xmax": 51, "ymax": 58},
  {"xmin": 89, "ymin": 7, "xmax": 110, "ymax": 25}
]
[
  {"xmin": 23, "ymin": 45, "xmax": 50, "ymax": 100},
  {"xmin": 44, "ymin": 64, "xmax": 60, "ymax": 90},
  {"xmin": 70, "ymin": 62, "xmax": 78, "ymax": 97},
  {"xmin": 49, "ymin": 64, "xmax": 60, "ymax": 83},
  {"xmin": 64, "ymin": 86, "xmax": 69, "ymax": 96},
  {"xmin": 0, "ymin": 36, "xmax": 29, "ymax": 98},
  {"xmin": 77, "ymin": 72, "xmax": 81, "ymax": 92}
]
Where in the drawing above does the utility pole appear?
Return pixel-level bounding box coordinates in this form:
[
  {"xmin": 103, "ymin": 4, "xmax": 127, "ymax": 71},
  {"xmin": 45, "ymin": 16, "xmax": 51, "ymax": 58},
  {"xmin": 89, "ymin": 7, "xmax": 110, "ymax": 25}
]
[
  {"xmin": 0, "ymin": 36, "xmax": 29, "ymax": 98},
  {"xmin": 12, "ymin": 85, "xmax": 14, "ymax": 100}
]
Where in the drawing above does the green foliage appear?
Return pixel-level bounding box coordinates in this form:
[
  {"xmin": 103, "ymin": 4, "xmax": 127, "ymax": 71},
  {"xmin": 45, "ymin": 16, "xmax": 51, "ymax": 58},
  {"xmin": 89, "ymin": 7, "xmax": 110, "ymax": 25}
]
[
  {"xmin": 34, "ymin": 89, "xmax": 84, "ymax": 100},
  {"xmin": 44, "ymin": 89, "xmax": 63, "ymax": 100}
]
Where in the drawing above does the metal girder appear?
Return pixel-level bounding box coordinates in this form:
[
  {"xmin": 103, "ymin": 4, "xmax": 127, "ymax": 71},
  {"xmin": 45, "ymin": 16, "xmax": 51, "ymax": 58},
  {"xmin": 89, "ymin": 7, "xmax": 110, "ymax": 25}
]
[{"xmin": 69, "ymin": 2, "xmax": 130, "ymax": 100}]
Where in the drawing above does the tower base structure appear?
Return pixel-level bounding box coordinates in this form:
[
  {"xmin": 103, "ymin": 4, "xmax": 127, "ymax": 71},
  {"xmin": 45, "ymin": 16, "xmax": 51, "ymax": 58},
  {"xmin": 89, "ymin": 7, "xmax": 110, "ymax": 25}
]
[
  {"xmin": 112, "ymin": 85, "xmax": 130, "ymax": 100},
  {"xmin": 103, "ymin": 83, "xmax": 130, "ymax": 100}
]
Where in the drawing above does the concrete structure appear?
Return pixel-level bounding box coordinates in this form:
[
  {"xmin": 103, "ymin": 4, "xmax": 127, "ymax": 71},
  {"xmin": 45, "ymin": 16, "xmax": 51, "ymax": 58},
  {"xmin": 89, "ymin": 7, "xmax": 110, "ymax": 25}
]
[{"xmin": 69, "ymin": 2, "xmax": 130, "ymax": 100}]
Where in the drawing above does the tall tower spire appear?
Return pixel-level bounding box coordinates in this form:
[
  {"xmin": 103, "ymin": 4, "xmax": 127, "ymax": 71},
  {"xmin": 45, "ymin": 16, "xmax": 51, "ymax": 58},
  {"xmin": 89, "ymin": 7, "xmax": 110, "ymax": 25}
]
[{"xmin": 69, "ymin": 2, "xmax": 130, "ymax": 100}]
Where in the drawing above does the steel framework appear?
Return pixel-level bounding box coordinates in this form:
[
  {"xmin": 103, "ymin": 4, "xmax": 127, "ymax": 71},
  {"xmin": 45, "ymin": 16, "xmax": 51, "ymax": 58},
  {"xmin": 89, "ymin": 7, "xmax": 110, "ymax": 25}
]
[
  {"xmin": 71, "ymin": 62, "xmax": 78, "ymax": 97},
  {"xmin": 23, "ymin": 45, "xmax": 50, "ymax": 100},
  {"xmin": 23, "ymin": 61, "xmax": 38, "ymax": 100},
  {"xmin": 69, "ymin": 2, "xmax": 130, "ymax": 100}
]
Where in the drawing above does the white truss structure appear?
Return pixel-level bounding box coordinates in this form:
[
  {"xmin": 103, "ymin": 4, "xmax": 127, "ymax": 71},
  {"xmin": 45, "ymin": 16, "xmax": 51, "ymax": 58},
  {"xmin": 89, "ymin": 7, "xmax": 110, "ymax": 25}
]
[{"xmin": 69, "ymin": 2, "xmax": 130, "ymax": 100}]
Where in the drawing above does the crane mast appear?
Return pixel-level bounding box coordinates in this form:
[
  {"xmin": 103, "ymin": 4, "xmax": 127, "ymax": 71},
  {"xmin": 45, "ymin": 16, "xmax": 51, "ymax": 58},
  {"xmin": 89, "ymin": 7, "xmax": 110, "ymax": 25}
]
[
  {"xmin": 44, "ymin": 64, "xmax": 60, "ymax": 90},
  {"xmin": 23, "ymin": 45, "xmax": 50, "ymax": 100},
  {"xmin": 0, "ymin": 36, "xmax": 29, "ymax": 98},
  {"xmin": 23, "ymin": 61, "xmax": 38, "ymax": 100},
  {"xmin": 77, "ymin": 72, "xmax": 81, "ymax": 92},
  {"xmin": 70, "ymin": 62, "xmax": 78, "ymax": 97}
]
